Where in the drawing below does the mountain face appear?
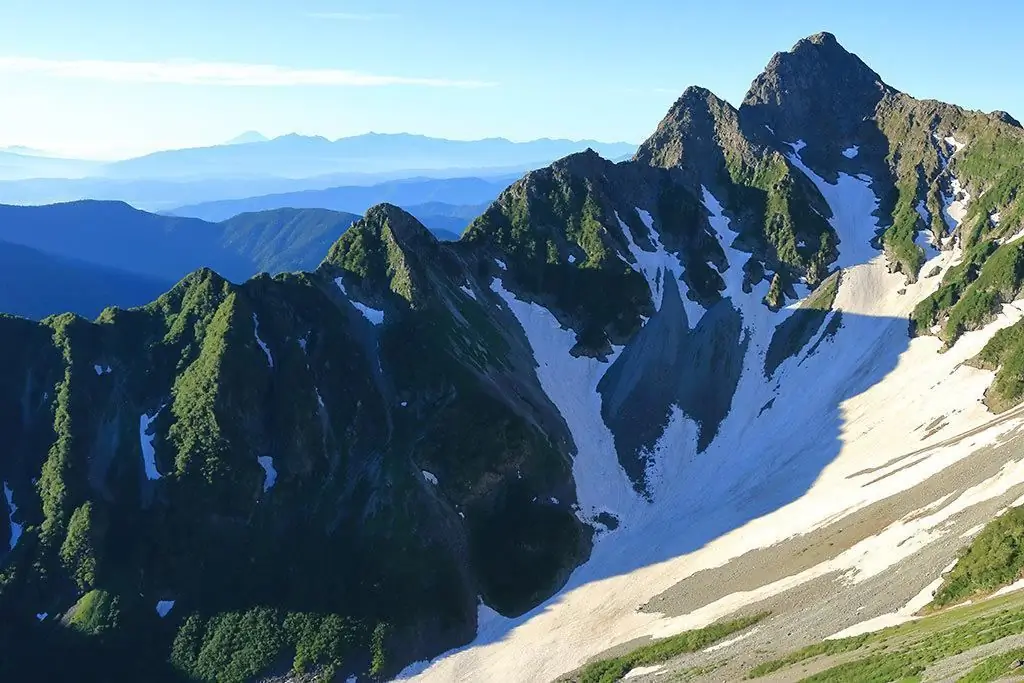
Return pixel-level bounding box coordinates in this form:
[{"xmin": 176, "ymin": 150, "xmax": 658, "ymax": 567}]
[
  {"xmin": 102, "ymin": 134, "xmax": 638, "ymax": 181},
  {"xmin": 0, "ymin": 201, "xmax": 361, "ymax": 284},
  {"xmin": 0, "ymin": 203, "xmax": 365, "ymax": 320},
  {"xmin": 4, "ymin": 32, "xmax": 1024, "ymax": 682},
  {"xmin": 0, "ymin": 241, "xmax": 172, "ymax": 319}
]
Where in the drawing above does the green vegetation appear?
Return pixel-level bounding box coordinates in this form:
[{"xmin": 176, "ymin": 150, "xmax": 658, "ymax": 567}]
[
  {"xmin": 462, "ymin": 161, "xmax": 652, "ymax": 351},
  {"xmin": 880, "ymin": 175, "xmax": 926, "ymax": 281},
  {"xmin": 970, "ymin": 318, "xmax": 1024, "ymax": 411},
  {"xmin": 939, "ymin": 242, "xmax": 1024, "ymax": 344},
  {"xmin": 764, "ymin": 271, "xmax": 840, "ymax": 375},
  {"xmin": 218, "ymin": 208, "xmax": 359, "ymax": 275},
  {"xmin": 170, "ymin": 608, "xmax": 373, "ymax": 683},
  {"xmin": 60, "ymin": 501, "xmax": 99, "ymax": 591},
  {"xmin": 67, "ymin": 589, "xmax": 123, "ymax": 635},
  {"xmin": 323, "ymin": 204, "xmax": 427, "ymax": 305},
  {"xmin": 958, "ymin": 646, "xmax": 1024, "ymax": 682},
  {"xmin": 747, "ymin": 635, "xmax": 870, "ymax": 677},
  {"xmin": 762, "ymin": 273, "xmax": 786, "ymax": 311},
  {"xmin": 748, "ymin": 593, "xmax": 1024, "ymax": 681},
  {"xmin": 873, "ymin": 95, "xmax": 956, "ymax": 280},
  {"xmin": 911, "ymin": 240, "xmax": 1024, "ymax": 347},
  {"xmin": 911, "ymin": 241, "xmax": 998, "ymax": 337},
  {"xmin": 931, "ymin": 506, "xmax": 1024, "ymax": 608},
  {"xmin": 724, "ymin": 150, "xmax": 835, "ymax": 287},
  {"xmin": 569, "ymin": 612, "xmax": 768, "ymax": 683}
]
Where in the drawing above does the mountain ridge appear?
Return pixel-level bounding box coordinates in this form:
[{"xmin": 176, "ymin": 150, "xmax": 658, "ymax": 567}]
[{"xmin": 5, "ymin": 31, "xmax": 1024, "ymax": 683}]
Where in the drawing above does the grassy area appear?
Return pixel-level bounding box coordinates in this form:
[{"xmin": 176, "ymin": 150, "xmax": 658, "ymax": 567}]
[
  {"xmin": 970, "ymin": 319, "xmax": 1024, "ymax": 412},
  {"xmin": 747, "ymin": 635, "xmax": 870, "ymax": 677},
  {"xmin": 748, "ymin": 595, "xmax": 1024, "ymax": 682},
  {"xmin": 568, "ymin": 612, "xmax": 768, "ymax": 683},
  {"xmin": 931, "ymin": 506, "xmax": 1024, "ymax": 608},
  {"xmin": 959, "ymin": 646, "xmax": 1024, "ymax": 682}
]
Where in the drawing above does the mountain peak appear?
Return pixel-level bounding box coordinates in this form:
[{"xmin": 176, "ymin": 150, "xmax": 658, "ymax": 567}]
[
  {"xmin": 804, "ymin": 30, "xmax": 839, "ymax": 46},
  {"xmin": 740, "ymin": 31, "xmax": 888, "ymax": 144},
  {"xmin": 633, "ymin": 85, "xmax": 742, "ymax": 176},
  {"xmin": 224, "ymin": 130, "xmax": 268, "ymax": 145}
]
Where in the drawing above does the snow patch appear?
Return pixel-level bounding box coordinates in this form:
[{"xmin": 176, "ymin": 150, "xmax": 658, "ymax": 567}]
[
  {"xmin": 944, "ymin": 135, "xmax": 966, "ymax": 153},
  {"xmin": 422, "ymin": 470, "xmax": 439, "ymax": 485},
  {"xmin": 702, "ymin": 627, "xmax": 758, "ymax": 653},
  {"xmin": 4, "ymin": 482, "xmax": 22, "ymax": 550},
  {"xmin": 494, "ymin": 258, "xmax": 507, "ymax": 271},
  {"xmin": 785, "ymin": 140, "xmax": 881, "ymax": 268},
  {"xmin": 764, "ymin": 125, "xmax": 775, "ymax": 135},
  {"xmin": 623, "ymin": 664, "xmax": 664, "ymax": 679},
  {"xmin": 335, "ymin": 277, "xmax": 385, "ymax": 325},
  {"xmin": 403, "ymin": 171, "xmax": 1024, "ymax": 683},
  {"xmin": 991, "ymin": 211, "xmax": 1002, "ymax": 226},
  {"xmin": 298, "ymin": 336, "xmax": 308, "ymax": 352},
  {"xmin": 139, "ymin": 407, "xmax": 165, "ymax": 481},
  {"xmin": 614, "ymin": 208, "xmax": 705, "ymax": 327},
  {"xmin": 252, "ymin": 314, "xmax": 274, "ymax": 368},
  {"xmin": 257, "ymin": 456, "xmax": 277, "ymax": 492},
  {"xmin": 156, "ymin": 600, "xmax": 175, "ymax": 618},
  {"xmin": 960, "ymin": 523, "xmax": 987, "ymax": 539},
  {"xmin": 942, "ymin": 177, "xmax": 971, "ymax": 233},
  {"xmin": 1005, "ymin": 226, "xmax": 1024, "ymax": 245},
  {"xmin": 352, "ymin": 301, "xmax": 385, "ymax": 325},
  {"xmin": 93, "ymin": 364, "xmax": 111, "ymax": 375},
  {"xmin": 826, "ymin": 559, "xmax": 957, "ymax": 639},
  {"xmin": 568, "ymin": 254, "xmax": 577, "ymax": 264},
  {"xmin": 915, "ymin": 200, "xmax": 930, "ymax": 226},
  {"xmin": 459, "ymin": 285, "xmax": 478, "ymax": 301},
  {"xmin": 35, "ymin": 612, "xmax": 47, "ymax": 621},
  {"xmin": 914, "ymin": 228, "xmax": 941, "ymax": 262},
  {"xmin": 489, "ymin": 277, "xmax": 639, "ymax": 522},
  {"xmin": 992, "ymin": 577, "xmax": 1024, "ymax": 598},
  {"xmin": 842, "ymin": 145, "xmax": 859, "ymax": 159}
]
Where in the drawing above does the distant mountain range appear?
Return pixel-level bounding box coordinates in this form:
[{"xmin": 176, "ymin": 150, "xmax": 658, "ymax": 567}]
[
  {"xmin": 0, "ymin": 150, "xmax": 101, "ymax": 181},
  {"xmin": 102, "ymin": 133, "xmax": 637, "ymax": 181},
  {"xmin": 0, "ymin": 167, "xmax": 519, "ymax": 212},
  {"xmin": 0, "ymin": 240, "xmax": 172, "ymax": 320},
  {"xmin": 224, "ymin": 131, "xmax": 270, "ymax": 145},
  {"xmin": 0, "ymin": 201, "xmax": 372, "ymax": 283},
  {"xmin": 171, "ymin": 175, "xmax": 513, "ymax": 222},
  {"xmin": 0, "ymin": 198, "xmax": 488, "ymax": 318},
  {"xmin": 0, "ymin": 133, "xmax": 634, "ymax": 182}
]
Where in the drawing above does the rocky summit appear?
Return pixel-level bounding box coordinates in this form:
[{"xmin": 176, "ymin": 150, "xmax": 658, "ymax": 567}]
[{"xmin": 4, "ymin": 32, "xmax": 1024, "ymax": 683}]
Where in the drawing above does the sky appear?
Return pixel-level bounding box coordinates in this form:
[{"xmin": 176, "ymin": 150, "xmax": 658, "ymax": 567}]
[{"xmin": 0, "ymin": 0, "xmax": 1022, "ymax": 159}]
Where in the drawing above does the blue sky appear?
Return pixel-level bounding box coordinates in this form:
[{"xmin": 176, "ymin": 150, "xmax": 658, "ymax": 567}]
[{"xmin": 0, "ymin": 0, "xmax": 1021, "ymax": 158}]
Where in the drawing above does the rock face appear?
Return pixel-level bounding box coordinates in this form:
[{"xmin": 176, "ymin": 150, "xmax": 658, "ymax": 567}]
[
  {"xmin": 742, "ymin": 32, "xmax": 889, "ymax": 148},
  {"xmin": 4, "ymin": 31, "xmax": 1024, "ymax": 683}
]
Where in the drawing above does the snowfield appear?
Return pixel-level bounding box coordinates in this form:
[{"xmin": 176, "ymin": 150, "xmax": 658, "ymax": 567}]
[
  {"xmin": 139, "ymin": 407, "xmax": 165, "ymax": 481},
  {"xmin": 399, "ymin": 142, "xmax": 1024, "ymax": 682}
]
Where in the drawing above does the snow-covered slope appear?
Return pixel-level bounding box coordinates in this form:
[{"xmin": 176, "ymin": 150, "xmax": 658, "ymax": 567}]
[{"xmin": 399, "ymin": 129, "xmax": 1024, "ymax": 681}]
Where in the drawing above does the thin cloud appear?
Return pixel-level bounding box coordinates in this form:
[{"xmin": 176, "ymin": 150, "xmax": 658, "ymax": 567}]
[{"xmin": 0, "ymin": 56, "xmax": 493, "ymax": 88}]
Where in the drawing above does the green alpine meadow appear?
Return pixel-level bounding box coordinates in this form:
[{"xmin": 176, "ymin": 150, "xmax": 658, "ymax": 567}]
[{"xmin": 5, "ymin": 27, "xmax": 1024, "ymax": 683}]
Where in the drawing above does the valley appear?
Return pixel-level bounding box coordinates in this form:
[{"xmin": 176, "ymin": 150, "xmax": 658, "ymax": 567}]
[{"xmin": 3, "ymin": 24, "xmax": 1024, "ymax": 683}]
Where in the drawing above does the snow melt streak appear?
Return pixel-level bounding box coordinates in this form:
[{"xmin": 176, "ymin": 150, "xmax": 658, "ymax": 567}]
[
  {"xmin": 257, "ymin": 456, "xmax": 277, "ymax": 492},
  {"xmin": 252, "ymin": 314, "xmax": 274, "ymax": 367},
  {"xmin": 139, "ymin": 408, "xmax": 164, "ymax": 481},
  {"xmin": 4, "ymin": 482, "xmax": 22, "ymax": 550}
]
